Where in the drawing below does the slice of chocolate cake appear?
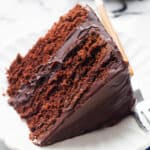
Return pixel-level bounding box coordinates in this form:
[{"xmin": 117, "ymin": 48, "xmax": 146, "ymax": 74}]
[{"xmin": 7, "ymin": 4, "xmax": 135, "ymax": 146}]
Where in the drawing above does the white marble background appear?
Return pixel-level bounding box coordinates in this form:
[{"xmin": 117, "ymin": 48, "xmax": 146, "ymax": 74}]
[{"xmin": 0, "ymin": 0, "xmax": 150, "ymax": 149}]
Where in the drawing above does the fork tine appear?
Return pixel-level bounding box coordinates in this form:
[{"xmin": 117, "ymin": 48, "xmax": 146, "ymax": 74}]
[
  {"xmin": 133, "ymin": 89, "xmax": 150, "ymax": 132},
  {"xmin": 142, "ymin": 109, "xmax": 150, "ymax": 124},
  {"xmin": 134, "ymin": 109, "xmax": 150, "ymax": 132}
]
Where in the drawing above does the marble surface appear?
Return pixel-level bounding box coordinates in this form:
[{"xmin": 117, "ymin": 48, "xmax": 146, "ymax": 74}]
[{"xmin": 0, "ymin": 0, "xmax": 150, "ymax": 149}]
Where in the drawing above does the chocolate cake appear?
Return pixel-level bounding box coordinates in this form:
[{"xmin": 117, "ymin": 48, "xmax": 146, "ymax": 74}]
[{"xmin": 7, "ymin": 4, "xmax": 135, "ymax": 146}]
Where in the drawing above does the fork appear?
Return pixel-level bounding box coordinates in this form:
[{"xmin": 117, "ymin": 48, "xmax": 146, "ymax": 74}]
[
  {"xmin": 133, "ymin": 89, "xmax": 150, "ymax": 132},
  {"xmin": 93, "ymin": 0, "xmax": 150, "ymax": 132}
]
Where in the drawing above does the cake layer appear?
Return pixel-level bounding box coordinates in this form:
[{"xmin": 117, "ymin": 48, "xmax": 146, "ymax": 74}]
[{"xmin": 7, "ymin": 4, "xmax": 135, "ymax": 146}]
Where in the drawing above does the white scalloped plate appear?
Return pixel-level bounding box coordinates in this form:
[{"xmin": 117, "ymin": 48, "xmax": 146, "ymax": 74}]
[{"xmin": 1, "ymin": 14, "xmax": 150, "ymax": 150}]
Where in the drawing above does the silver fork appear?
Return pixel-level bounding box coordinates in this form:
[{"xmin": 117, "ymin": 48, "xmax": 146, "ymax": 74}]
[{"xmin": 133, "ymin": 89, "xmax": 150, "ymax": 132}]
